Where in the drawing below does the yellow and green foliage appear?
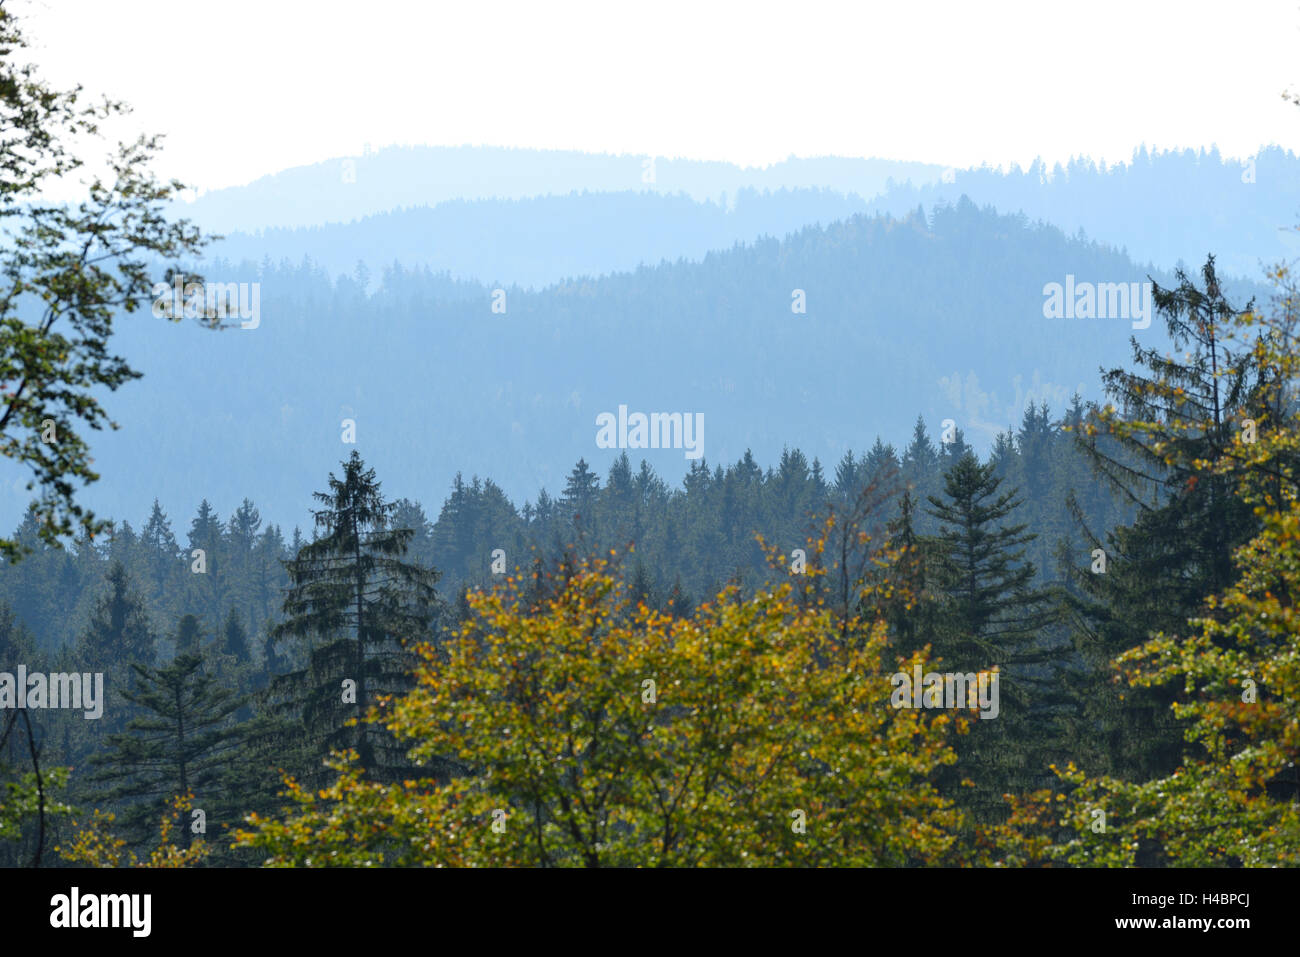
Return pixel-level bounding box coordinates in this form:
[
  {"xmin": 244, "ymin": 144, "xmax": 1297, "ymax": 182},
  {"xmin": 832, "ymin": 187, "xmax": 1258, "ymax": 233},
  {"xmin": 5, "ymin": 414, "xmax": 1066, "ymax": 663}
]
[
  {"xmin": 236, "ymin": 553, "xmax": 968, "ymax": 866},
  {"xmin": 987, "ymin": 265, "xmax": 1300, "ymax": 866}
]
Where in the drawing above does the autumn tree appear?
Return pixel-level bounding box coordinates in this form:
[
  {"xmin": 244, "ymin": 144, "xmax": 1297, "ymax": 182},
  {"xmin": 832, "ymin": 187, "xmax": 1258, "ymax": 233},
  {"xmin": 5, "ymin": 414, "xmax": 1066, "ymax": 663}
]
[
  {"xmin": 990, "ymin": 260, "xmax": 1300, "ymax": 867},
  {"xmin": 236, "ymin": 551, "xmax": 967, "ymax": 866},
  {"xmin": 1065, "ymin": 256, "xmax": 1266, "ymax": 781}
]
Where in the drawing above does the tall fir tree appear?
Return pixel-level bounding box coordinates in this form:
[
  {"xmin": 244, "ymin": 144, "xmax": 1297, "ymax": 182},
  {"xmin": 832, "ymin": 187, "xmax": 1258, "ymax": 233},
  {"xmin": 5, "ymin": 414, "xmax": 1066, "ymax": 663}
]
[
  {"xmin": 924, "ymin": 451, "xmax": 1062, "ymax": 825},
  {"xmin": 139, "ymin": 500, "xmax": 180, "ymax": 614},
  {"xmin": 902, "ymin": 414, "xmax": 939, "ymax": 495},
  {"xmin": 1066, "ymin": 255, "xmax": 1263, "ymax": 780},
  {"xmin": 173, "ymin": 614, "xmax": 204, "ymax": 658},
  {"xmin": 221, "ymin": 608, "xmax": 250, "ymax": 663},
  {"xmin": 76, "ymin": 561, "xmax": 157, "ymax": 701},
  {"xmin": 266, "ymin": 451, "xmax": 444, "ymax": 786},
  {"xmin": 185, "ymin": 500, "xmax": 229, "ymax": 635},
  {"xmin": 560, "ymin": 458, "xmax": 601, "ymax": 533}
]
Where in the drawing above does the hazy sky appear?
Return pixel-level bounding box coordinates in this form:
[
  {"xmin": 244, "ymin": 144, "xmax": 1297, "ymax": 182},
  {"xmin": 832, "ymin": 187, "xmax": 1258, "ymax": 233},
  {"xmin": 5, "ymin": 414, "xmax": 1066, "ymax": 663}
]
[{"xmin": 15, "ymin": 0, "xmax": 1300, "ymax": 193}]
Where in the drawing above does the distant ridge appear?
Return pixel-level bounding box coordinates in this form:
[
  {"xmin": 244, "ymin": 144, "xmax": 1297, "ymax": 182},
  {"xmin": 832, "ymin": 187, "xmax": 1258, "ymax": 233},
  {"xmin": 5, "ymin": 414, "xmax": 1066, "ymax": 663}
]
[
  {"xmin": 189, "ymin": 145, "xmax": 1300, "ymax": 287},
  {"xmin": 175, "ymin": 145, "xmax": 945, "ymax": 233}
]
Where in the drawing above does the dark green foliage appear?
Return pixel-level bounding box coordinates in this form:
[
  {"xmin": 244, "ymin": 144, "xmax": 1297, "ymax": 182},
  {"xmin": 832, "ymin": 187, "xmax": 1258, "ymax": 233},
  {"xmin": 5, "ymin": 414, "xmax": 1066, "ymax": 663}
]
[
  {"xmin": 1064, "ymin": 257, "xmax": 1267, "ymax": 781},
  {"xmin": 0, "ymin": 601, "xmax": 35, "ymax": 664},
  {"xmin": 173, "ymin": 614, "xmax": 204, "ymax": 658},
  {"xmin": 0, "ymin": 405, "xmax": 1194, "ymax": 857},
  {"xmin": 265, "ymin": 451, "xmax": 444, "ymax": 786},
  {"xmin": 75, "ymin": 562, "xmax": 157, "ymax": 735},
  {"xmin": 221, "ymin": 608, "xmax": 250, "ymax": 663},
  {"xmin": 923, "ymin": 452, "xmax": 1063, "ymax": 824},
  {"xmin": 89, "ymin": 652, "xmax": 247, "ymax": 849}
]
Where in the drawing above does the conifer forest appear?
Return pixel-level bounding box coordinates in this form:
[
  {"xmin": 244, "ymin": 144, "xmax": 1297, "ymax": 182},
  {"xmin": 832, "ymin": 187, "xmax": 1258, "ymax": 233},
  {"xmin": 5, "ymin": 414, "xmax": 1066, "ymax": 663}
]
[{"xmin": 1, "ymin": 1, "xmax": 1297, "ymax": 938}]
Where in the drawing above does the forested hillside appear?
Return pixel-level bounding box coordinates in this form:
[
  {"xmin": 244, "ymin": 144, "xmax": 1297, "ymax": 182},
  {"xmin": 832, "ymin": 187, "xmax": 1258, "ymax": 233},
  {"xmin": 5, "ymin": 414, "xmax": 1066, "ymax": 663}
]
[
  {"xmin": 2, "ymin": 200, "xmax": 1265, "ymax": 539},
  {"xmin": 5, "ymin": 249, "xmax": 1295, "ymax": 866},
  {"xmin": 2, "ymin": 0, "xmax": 1298, "ymax": 884},
  {"xmin": 0, "ymin": 399, "xmax": 1130, "ymax": 659},
  {"xmin": 0, "ymin": 393, "xmax": 1141, "ymax": 862},
  {"xmin": 867, "ymin": 145, "xmax": 1300, "ymax": 280}
]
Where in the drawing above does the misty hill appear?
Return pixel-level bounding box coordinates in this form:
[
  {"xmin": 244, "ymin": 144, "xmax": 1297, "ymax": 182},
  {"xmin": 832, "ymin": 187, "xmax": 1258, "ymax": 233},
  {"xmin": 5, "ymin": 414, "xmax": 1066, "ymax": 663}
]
[
  {"xmin": 0, "ymin": 199, "xmax": 1269, "ymax": 536},
  {"xmin": 195, "ymin": 147, "xmax": 1300, "ymax": 290},
  {"xmin": 178, "ymin": 145, "xmax": 944, "ymax": 234},
  {"xmin": 866, "ymin": 146, "xmax": 1300, "ymax": 280},
  {"xmin": 204, "ymin": 187, "xmax": 875, "ymax": 290}
]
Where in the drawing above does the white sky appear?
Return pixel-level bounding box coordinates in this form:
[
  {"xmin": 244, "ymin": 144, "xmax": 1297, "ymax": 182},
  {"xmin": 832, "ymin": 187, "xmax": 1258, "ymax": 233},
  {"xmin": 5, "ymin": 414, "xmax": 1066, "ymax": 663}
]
[{"xmin": 13, "ymin": 0, "xmax": 1300, "ymax": 193}]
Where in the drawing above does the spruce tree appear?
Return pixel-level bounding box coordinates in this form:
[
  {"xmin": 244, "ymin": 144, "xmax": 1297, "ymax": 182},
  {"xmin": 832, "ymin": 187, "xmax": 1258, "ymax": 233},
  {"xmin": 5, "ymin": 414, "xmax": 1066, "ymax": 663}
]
[
  {"xmin": 901, "ymin": 415, "xmax": 939, "ymax": 490},
  {"xmin": 76, "ymin": 562, "xmax": 157, "ymax": 733},
  {"xmin": 221, "ymin": 608, "xmax": 250, "ymax": 663},
  {"xmin": 629, "ymin": 559, "xmax": 654, "ymax": 608},
  {"xmin": 78, "ymin": 562, "xmax": 155, "ymax": 670},
  {"xmin": 89, "ymin": 651, "xmax": 246, "ymax": 849},
  {"xmin": 0, "ymin": 601, "xmax": 36, "ymax": 665},
  {"xmin": 185, "ymin": 500, "xmax": 229, "ymax": 633},
  {"xmin": 560, "ymin": 458, "xmax": 601, "ymax": 530},
  {"xmin": 267, "ymin": 451, "xmax": 444, "ymax": 785},
  {"xmin": 832, "ymin": 450, "xmax": 861, "ymax": 501},
  {"xmin": 1067, "ymin": 255, "xmax": 1263, "ymax": 780},
  {"xmin": 924, "ymin": 451, "xmax": 1061, "ymax": 824},
  {"xmin": 882, "ymin": 489, "xmax": 937, "ymax": 658},
  {"xmin": 139, "ymin": 500, "xmax": 181, "ymax": 615},
  {"xmin": 173, "ymin": 614, "xmax": 204, "ymax": 658}
]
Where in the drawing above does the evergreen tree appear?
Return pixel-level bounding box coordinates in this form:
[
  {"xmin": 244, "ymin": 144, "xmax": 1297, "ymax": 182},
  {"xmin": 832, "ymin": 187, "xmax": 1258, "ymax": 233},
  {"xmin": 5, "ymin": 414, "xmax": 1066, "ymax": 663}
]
[
  {"xmin": 267, "ymin": 451, "xmax": 444, "ymax": 785},
  {"xmin": 139, "ymin": 499, "xmax": 180, "ymax": 612},
  {"xmin": 882, "ymin": 489, "xmax": 935, "ymax": 658},
  {"xmin": 605, "ymin": 452, "xmax": 634, "ymax": 508},
  {"xmin": 902, "ymin": 415, "xmax": 939, "ymax": 490},
  {"xmin": 629, "ymin": 559, "xmax": 654, "ymax": 608},
  {"xmin": 187, "ymin": 500, "xmax": 224, "ymax": 560},
  {"xmin": 665, "ymin": 576, "xmax": 693, "ymax": 618},
  {"xmin": 221, "ymin": 608, "xmax": 250, "ymax": 663},
  {"xmin": 560, "ymin": 458, "xmax": 601, "ymax": 530},
  {"xmin": 938, "ymin": 425, "xmax": 972, "ymax": 470},
  {"xmin": 227, "ymin": 499, "xmax": 262, "ymax": 555},
  {"xmin": 863, "ymin": 437, "xmax": 901, "ymax": 490},
  {"xmin": 1067, "ymin": 256, "xmax": 1263, "ymax": 780},
  {"xmin": 225, "ymin": 499, "xmax": 262, "ymax": 624},
  {"xmin": 924, "ymin": 451, "xmax": 1061, "ymax": 824},
  {"xmin": 0, "ymin": 601, "xmax": 36, "ymax": 664},
  {"xmin": 833, "ymin": 450, "xmax": 860, "ymax": 500},
  {"xmin": 262, "ymin": 630, "xmax": 283, "ymax": 677},
  {"xmin": 185, "ymin": 500, "xmax": 229, "ymax": 632},
  {"xmin": 454, "ymin": 586, "xmax": 474, "ymax": 624},
  {"xmin": 389, "ymin": 499, "xmax": 435, "ymax": 570},
  {"xmin": 77, "ymin": 561, "xmax": 156, "ymax": 675},
  {"xmin": 252, "ymin": 524, "xmax": 288, "ymax": 628},
  {"xmin": 174, "ymin": 614, "xmax": 204, "ymax": 658},
  {"xmin": 89, "ymin": 652, "xmax": 246, "ymax": 849}
]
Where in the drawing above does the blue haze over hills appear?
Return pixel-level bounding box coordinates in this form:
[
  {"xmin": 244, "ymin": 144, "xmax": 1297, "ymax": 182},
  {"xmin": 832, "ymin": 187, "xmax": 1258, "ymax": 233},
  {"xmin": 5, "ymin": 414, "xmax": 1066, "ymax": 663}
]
[
  {"xmin": 0, "ymin": 146, "xmax": 1285, "ymax": 536},
  {"xmin": 193, "ymin": 144, "xmax": 1300, "ymax": 288}
]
